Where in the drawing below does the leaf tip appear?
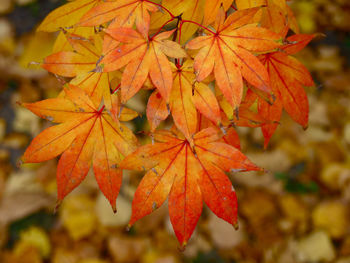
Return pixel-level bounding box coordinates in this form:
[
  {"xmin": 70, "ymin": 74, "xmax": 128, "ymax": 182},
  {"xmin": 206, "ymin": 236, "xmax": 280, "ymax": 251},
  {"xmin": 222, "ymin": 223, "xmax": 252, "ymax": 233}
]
[
  {"xmin": 178, "ymin": 242, "xmax": 187, "ymax": 252},
  {"xmin": 315, "ymin": 32, "xmax": 326, "ymax": 39},
  {"xmin": 28, "ymin": 61, "xmax": 41, "ymax": 67},
  {"xmin": 36, "ymin": 26, "xmax": 43, "ymax": 33},
  {"xmin": 112, "ymin": 203, "xmax": 117, "ymax": 214},
  {"xmin": 92, "ymin": 64, "xmax": 104, "ymax": 73},
  {"xmin": 54, "ymin": 200, "xmax": 62, "ymax": 214},
  {"xmin": 219, "ymin": 123, "xmax": 226, "ymax": 135},
  {"xmin": 166, "ymin": 103, "xmax": 171, "ymax": 114},
  {"xmin": 16, "ymin": 158, "xmax": 23, "ymax": 168},
  {"xmin": 263, "ymin": 168, "xmax": 272, "ymax": 175},
  {"xmin": 269, "ymin": 93, "xmax": 276, "ymax": 105},
  {"xmin": 263, "ymin": 142, "xmax": 269, "ymax": 150},
  {"xmin": 58, "ymin": 27, "xmax": 68, "ymax": 34},
  {"xmin": 234, "ymin": 107, "xmax": 240, "ymax": 120}
]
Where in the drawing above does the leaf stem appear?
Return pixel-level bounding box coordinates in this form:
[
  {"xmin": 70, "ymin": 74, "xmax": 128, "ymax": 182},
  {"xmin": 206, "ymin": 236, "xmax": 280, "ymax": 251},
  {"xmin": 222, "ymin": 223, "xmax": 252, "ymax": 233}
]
[
  {"xmin": 142, "ymin": 1, "xmax": 216, "ymax": 67},
  {"xmin": 112, "ymin": 83, "xmax": 121, "ymax": 94},
  {"xmin": 175, "ymin": 20, "xmax": 184, "ymax": 67},
  {"xmin": 98, "ymin": 105, "xmax": 105, "ymax": 114},
  {"xmin": 181, "ymin": 20, "xmax": 216, "ymax": 35},
  {"xmin": 231, "ymin": 4, "xmax": 237, "ymax": 11},
  {"xmin": 178, "ymin": 20, "xmax": 184, "ymax": 44},
  {"xmin": 150, "ymin": 17, "xmax": 176, "ymax": 40},
  {"xmin": 143, "ymin": 0, "xmax": 175, "ymax": 18},
  {"xmin": 173, "ymin": 15, "xmax": 183, "ymax": 68}
]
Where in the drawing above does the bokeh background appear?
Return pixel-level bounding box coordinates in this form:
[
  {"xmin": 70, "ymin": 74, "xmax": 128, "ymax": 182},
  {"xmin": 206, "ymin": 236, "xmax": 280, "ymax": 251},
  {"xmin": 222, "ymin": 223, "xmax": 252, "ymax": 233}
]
[{"xmin": 0, "ymin": 0, "xmax": 350, "ymax": 262}]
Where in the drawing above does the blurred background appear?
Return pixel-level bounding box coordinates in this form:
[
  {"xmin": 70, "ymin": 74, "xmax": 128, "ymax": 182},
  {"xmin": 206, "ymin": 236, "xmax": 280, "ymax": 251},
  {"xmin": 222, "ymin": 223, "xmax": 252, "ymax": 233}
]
[{"xmin": 0, "ymin": 0, "xmax": 350, "ymax": 262}]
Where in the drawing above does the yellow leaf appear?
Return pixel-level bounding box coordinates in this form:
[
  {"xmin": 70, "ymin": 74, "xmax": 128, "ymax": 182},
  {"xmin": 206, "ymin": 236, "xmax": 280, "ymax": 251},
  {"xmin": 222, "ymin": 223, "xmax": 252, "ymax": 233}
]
[
  {"xmin": 60, "ymin": 195, "xmax": 97, "ymax": 241},
  {"xmin": 18, "ymin": 226, "xmax": 51, "ymax": 258},
  {"xmin": 19, "ymin": 32, "xmax": 56, "ymax": 70}
]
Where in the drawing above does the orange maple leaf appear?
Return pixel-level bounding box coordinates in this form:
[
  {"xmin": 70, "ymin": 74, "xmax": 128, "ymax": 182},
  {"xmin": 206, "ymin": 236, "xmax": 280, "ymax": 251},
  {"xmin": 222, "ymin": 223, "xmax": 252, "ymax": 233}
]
[
  {"xmin": 150, "ymin": 0, "xmax": 232, "ymax": 43},
  {"xmin": 78, "ymin": 0, "xmax": 159, "ymax": 37},
  {"xmin": 151, "ymin": 0, "xmax": 205, "ymax": 44},
  {"xmin": 20, "ymin": 85, "xmax": 138, "ymax": 211},
  {"xmin": 258, "ymin": 34, "xmax": 315, "ymax": 147},
  {"xmin": 169, "ymin": 60, "xmax": 221, "ymax": 142},
  {"xmin": 216, "ymin": 86, "xmax": 274, "ymax": 128},
  {"xmin": 235, "ymin": 0, "xmax": 299, "ymax": 34},
  {"xmin": 120, "ymin": 127, "xmax": 260, "ymax": 246},
  {"xmin": 41, "ymin": 33, "xmax": 118, "ymax": 110},
  {"xmin": 42, "ymin": 36, "xmax": 97, "ymax": 77},
  {"xmin": 186, "ymin": 7, "xmax": 281, "ymax": 111},
  {"xmin": 100, "ymin": 28, "xmax": 187, "ymax": 103},
  {"xmin": 203, "ymin": 0, "xmax": 234, "ymax": 25},
  {"xmin": 197, "ymin": 114, "xmax": 241, "ymax": 150},
  {"xmin": 37, "ymin": 0, "xmax": 101, "ymax": 32},
  {"xmin": 146, "ymin": 90, "xmax": 169, "ymax": 132}
]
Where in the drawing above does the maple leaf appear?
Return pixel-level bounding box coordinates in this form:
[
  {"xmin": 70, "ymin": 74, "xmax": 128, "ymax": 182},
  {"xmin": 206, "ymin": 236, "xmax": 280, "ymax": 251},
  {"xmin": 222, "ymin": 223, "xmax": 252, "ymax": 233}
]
[
  {"xmin": 169, "ymin": 61, "xmax": 197, "ymax": 141},
  {"xmin": 186, "ymin": 7, "xmax": 281, "ymax": 112},
  {"xmin": 203, "ymin": 0, "xmax": 234, "ymax": 26},
  {"xmin": 52, "ymin": 27, "xmax": 96, "ymax": 54},
  {"xmin": 92, "ymin": 0, "xmax": 160, "ymax": 57},
  {"xmin": 42, "ymin": 38, "xmax": 96, "ymax": 77},
  {"xmin": 169, "ymin": 60, "xmax": 221, "ymax": 142},
  {"xmin": 258, "ymin": 34, "xmax": 315, "ymax": 147},
  {"xmin": 192, "ymin": 82, "xmax": 221, "ymax": 126},
  {"xmin": 37, "ymin": 0, "xmax": 101, "ymax": 32},
  {"xmin": 150, "ymin": 0, "xmax": 232, "ymax": 40},
  {"xmin": 235, "ymin": 0, "xmax": 299, "ymax": 34},
  {"xmin": 147, "ymin": 90, "xmax": 169, "ymax": 132},
  {"xmin": 78, "ymin": 0, "xmax": 159, "ymax": 38},
  {"xmin": 110, "ymin": 91, "xmax": 140, "ymax": 123},
  {"xmin": 41, "ymin": 33, "xmax": 116, "ymax": 110},
  {"xmin": 259, "ymin": 0, "xmax": 289, "ymax": 34},
  {"xmin": 100, "ymin": 28, "xmax": 187, "ymax": 103},
  {"xmin": 120, "ymin": 127, "xmax": 260, "ymax": 246},
  {"xmin": 281, "ymin": 34, "xmax": 316, "ymax": 55},
  {"xmin": 197, "ymin": 113, "xmax": 241, "ymax": 150},
  {"xmin": 20, "ymin": 85, "xmax": 138, "ymax": 211},
  {"xmin": 216, "ymin": 86, "xmax": 274, "ymax": 128},
  {"xmin": 151, "ymin": 0, "xmax": 204, "ymax": 44}
]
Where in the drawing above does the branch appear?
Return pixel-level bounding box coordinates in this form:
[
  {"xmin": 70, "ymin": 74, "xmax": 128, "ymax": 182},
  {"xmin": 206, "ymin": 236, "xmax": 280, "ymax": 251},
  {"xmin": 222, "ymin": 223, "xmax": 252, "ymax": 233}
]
[{"xmin": 181, "ymin": 20, "xmax": 216, "ymax": 35}]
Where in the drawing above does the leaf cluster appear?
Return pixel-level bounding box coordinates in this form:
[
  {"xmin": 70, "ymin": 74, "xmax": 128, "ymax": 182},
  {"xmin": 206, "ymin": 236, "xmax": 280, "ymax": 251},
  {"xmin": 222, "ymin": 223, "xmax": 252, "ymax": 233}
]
[{"xmin": 21, "ymin": 0, "xmax": 315, "ymax": 246}]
